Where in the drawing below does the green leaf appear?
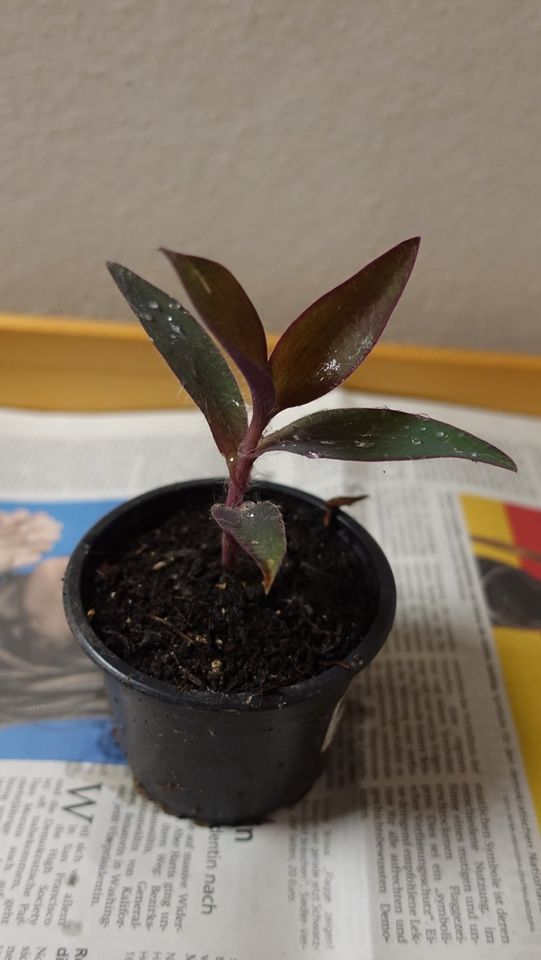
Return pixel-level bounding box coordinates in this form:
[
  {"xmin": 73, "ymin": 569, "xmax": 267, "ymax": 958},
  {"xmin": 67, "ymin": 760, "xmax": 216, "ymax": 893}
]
[
  {"xmin": 107, "ymin": 263, "xmax": 247, "ymax": 462},
  {"xmin": 161, "ymin": 249, "xmax": 275, "ymax": 413},
  {"xmin": 270, "ymin": 238, "xmax": 420, "ymax": 411},
  {"xmin": 211, "ymin": 500, "xmax": 286, "ymax": 593},
  {"xmin": 258, "ymin": 408, "xmax": 517, "ymax": 471}
]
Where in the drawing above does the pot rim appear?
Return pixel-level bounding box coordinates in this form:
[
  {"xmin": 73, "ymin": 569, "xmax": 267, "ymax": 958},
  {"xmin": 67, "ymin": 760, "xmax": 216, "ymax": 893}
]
[{"xmin": 63, "ymin": 478, "xmax": 396, "ymax": 712}]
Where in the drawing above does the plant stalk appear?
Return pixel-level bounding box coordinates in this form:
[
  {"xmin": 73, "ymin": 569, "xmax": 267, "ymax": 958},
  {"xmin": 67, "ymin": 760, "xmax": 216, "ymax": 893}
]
[{"xmin": 221, "ymin": 401, "xmax": 270, "ymax": 569}]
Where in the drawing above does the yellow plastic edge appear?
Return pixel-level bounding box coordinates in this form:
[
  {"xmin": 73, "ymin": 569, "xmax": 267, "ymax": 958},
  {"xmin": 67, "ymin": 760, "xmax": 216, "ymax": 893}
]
[{"xmin": 2, "ymin": 313, "xmax": 541, "ymax": 414}]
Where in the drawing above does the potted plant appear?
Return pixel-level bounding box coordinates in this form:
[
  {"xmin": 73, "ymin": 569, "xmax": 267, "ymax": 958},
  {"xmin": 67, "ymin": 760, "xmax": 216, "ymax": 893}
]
[{"xmin": 63, "ymin": 238, "xmax": 515, "ymax": 825}]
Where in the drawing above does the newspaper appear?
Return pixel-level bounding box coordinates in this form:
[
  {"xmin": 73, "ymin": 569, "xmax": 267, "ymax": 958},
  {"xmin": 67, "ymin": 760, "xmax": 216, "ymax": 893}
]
[{"xmin": 0, "ymin": 390, "xmax": 540, "ymax": 960}]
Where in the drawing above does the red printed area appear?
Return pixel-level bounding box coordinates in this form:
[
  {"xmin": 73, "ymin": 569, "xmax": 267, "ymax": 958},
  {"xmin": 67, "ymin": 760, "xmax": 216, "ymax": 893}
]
[{"xmin": 506, "ymin": 503, "xmax": 541, "ymax": 582}]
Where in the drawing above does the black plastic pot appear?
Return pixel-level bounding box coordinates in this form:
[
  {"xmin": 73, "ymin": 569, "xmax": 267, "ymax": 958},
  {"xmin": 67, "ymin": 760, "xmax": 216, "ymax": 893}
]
[{"xmin": 64, "ymin": 480, "xmax": 395, "ymax": 825}]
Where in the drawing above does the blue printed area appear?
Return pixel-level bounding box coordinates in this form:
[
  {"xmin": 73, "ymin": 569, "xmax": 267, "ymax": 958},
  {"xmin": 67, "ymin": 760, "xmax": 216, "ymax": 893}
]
[
  {"xmin": 0, "ymin": 498, "xmax": 122, "ymax": 562},
  {"xmin": 0, "ymin": 498, "xmax": 128, "ymax": 765},
  {"xmin": 0, "ymin": 717, "xmax": 127, "ymax": 764}
]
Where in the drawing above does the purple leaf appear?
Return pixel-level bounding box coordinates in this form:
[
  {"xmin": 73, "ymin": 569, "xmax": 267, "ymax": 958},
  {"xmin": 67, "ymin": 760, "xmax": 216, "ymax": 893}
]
[
  {"xmin": 323, "ymin": 494, "xmax": 368, "ymax": 526},
  {"xmin": 258, "ymin": 408, "xmax": 517, "ymax": 471},
  {"xmin": 107, "ymin": 263, "xmax": 247, "ymax": 463},
  {"xmin": 211, "ymin": 500, "xmax": 286, "ymax": 593},
  {"xmin": 161, "ymin": 249, "xmax": 275, "ymax": 414},
  {"xmin": 270, "ymin": 238, "xmax": 420, "ymax": 411}
]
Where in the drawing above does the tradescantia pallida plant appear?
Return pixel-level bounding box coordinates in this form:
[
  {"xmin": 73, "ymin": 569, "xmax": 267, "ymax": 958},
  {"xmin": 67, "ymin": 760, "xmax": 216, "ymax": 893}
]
[{"xmin": 108, "ymin": 238, "xmax": 516, "ymax": 592}]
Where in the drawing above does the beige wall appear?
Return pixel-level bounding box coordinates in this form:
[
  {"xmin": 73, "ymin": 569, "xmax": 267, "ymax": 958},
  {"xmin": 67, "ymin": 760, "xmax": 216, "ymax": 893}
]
[{"xmin": 2, "ymin": 1, "xmax": 540, "ymax": 352}]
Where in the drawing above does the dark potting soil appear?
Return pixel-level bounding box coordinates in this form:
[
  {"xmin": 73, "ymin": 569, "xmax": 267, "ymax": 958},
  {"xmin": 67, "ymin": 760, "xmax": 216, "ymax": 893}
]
[{"xmin": 86, "ymin": 489, "xmax": 378, "ymax": 696}]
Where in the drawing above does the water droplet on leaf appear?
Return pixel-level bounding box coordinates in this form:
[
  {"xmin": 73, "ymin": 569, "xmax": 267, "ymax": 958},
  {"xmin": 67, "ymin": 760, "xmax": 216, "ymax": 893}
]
[{"xmin": 322, "ymin": 358, "xmax": 339, "ymax": 373}]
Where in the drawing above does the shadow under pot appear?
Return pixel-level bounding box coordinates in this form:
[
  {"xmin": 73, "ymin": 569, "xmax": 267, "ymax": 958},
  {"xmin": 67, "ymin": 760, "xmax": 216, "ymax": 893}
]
[{"xmin": 63, "ymin": 479, "xmax": 395, "ymax": 825}]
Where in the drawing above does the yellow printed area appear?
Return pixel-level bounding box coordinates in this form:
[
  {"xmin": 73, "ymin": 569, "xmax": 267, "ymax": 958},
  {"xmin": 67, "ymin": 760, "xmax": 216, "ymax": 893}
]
[
  {"xmin": 461, "ymin": 495, "xmax": 519, "ymax": 567},
  {"xmin": 494, "ymin": 628, "xmax": 541, "ymax": 828},
  {"xmin": 461, "ymin": 496, "xmax": 541, "ymax": 827}
]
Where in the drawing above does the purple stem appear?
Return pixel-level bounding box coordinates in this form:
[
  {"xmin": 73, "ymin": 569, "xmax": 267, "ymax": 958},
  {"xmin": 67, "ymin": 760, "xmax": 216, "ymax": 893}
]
[{"xmin": 221, "ymin": 402, "xmax": 269, "ymax": 568}]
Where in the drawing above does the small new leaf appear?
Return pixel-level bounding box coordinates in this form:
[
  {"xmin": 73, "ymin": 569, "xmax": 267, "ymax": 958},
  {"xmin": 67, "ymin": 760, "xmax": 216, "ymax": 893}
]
[
  {"xmin": 211, "ymin": 500, "xmax": 286, "ymax": 594},
  {"xmin": 270, "ymin": 238, "xmax": 420, "ymax": 411},
  {"xmin": 258, "ymin": 408, "xmax": 517, "ymax": 471},
  {"xmin": 162, "ymin": 250, "xmax": 275, "ymax": 414},
  {"xmin": 107, "ymin": 263, "xmax": 247, "ymax": 463},
  {"xmin": 323, "ymin": 494, "xmax": 368, "ymax": 527}
]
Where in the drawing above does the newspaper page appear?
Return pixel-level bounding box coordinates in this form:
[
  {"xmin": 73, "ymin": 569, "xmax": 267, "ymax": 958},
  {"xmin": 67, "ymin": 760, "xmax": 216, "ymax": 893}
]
[{"xmin": 0, "ymin": 391, "xmax": 540, "ymax": 960}]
